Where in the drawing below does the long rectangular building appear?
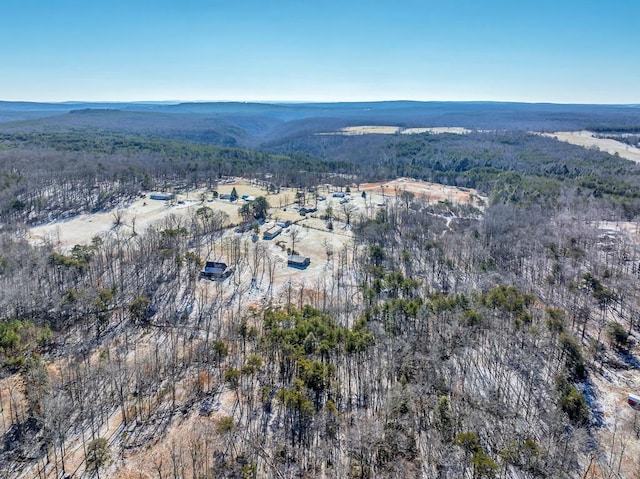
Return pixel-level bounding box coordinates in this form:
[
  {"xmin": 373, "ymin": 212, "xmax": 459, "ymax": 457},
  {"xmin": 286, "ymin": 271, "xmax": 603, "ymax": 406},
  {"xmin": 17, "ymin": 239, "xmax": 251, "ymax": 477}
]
[{"xmin": 263, "ymin": 225, "xmax": 282, "ymax": 240}]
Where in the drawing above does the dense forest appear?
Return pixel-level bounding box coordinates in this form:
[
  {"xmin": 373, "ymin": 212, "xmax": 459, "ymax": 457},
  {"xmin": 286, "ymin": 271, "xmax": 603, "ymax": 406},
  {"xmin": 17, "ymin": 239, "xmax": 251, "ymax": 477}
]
[{"xmin": 2, "ymin": 102, "xmax": 640, "ymax": 478}]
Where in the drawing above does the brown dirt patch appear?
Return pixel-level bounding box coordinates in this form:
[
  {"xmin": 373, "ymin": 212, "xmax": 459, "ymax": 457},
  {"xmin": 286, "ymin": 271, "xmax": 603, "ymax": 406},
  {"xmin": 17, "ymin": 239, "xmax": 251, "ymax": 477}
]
[{"xmin": 360, "ymin": 177, "xmax": 486, "ymax": 208}]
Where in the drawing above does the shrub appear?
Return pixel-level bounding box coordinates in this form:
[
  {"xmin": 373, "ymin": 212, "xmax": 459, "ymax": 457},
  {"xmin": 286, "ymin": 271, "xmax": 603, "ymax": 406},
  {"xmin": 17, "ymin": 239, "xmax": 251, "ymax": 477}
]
[
  {"xmin": 473, "ymin": 451, "xmax": 499, "ymax": 478},
  {"xmin": 85, "ymin": 438, "xmax": 110, "ymax": 474},
  {"xmin": 607, "ymin": 322, "xmax": 628, "ymax": 349},
  {"xmin": 559, "ymin": 332, "xmax": 586, "ymax": 380},
  {"xmin": 557, "ymin": 376, "xmax": 589, "ymax": 425},
  {"xmin": 216, "ymin": 415, "xmax": 235, "ymax": 434}
]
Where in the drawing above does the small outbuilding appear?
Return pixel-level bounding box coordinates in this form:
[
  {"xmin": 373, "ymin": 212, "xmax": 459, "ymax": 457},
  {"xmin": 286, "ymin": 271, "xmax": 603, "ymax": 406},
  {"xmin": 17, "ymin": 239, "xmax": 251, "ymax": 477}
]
[
  {"xmin": 263, "ymin": 225, "xmax": 282, "ymax": 240},
  {"xmin": 149, "ymin": 192, "xmax": 174, "ymax": 201},
  {"xmin": 200, "ymin": 261, "xmax": 231, "ymax": 280},
  {"xmin": 299, "ymin": 206, "xmax": 317, "ymax": 216},
  {"xmin": 288, "ymin": 255, "xmax": 311, "ymax": 269}
]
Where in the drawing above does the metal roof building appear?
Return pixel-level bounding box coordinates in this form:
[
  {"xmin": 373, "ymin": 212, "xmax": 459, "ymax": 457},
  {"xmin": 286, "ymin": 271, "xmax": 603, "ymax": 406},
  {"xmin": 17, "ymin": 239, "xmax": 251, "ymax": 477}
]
[{"xmin": 287, "ymin": 255, "xmax": 310, "ymax": 269}]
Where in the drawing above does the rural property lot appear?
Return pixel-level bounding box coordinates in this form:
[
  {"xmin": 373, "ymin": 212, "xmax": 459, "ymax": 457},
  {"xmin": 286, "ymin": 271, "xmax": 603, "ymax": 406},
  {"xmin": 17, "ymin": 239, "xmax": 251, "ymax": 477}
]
[
  {"xmin": 29, "ymin": 177, "xmax": 485, "ymax": 251},
  {"xmin": 28, "ymin": 176, "xmax": 486, "ymax": 310},
  {"xmin": 29, "ymin": 179, "xmax": 296, "ymax": 250}
]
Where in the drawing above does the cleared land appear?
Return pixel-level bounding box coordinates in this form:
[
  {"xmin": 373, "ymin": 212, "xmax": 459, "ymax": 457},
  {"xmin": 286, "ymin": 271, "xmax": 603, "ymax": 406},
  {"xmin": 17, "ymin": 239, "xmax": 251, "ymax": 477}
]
[
  {"xmin": 26, "ymin": 176, "xmax": 486, "ymax": 322},
  {"xmin": 541, "ymin": 130, "xmax": 640, "ymax": 164},
  {"xmin": 29, "ymin": 177, "xmax": 485, "ymax": 251},
  {"xmin": 594, "ymin": 220, "xmax": 640, "ymax": 238},
  {"xmin": 319, "ymin": 125, "xmax": 474, "ymax": 135},
  {"xmin": 29, "ymin": 179, "xmax": 296, "ymax": 251},
  {"xmin": 360, "ymin": 177, "xmax": 486, "ymax": 208},
  {"xmin": 28, "ymin": 177, "xmax": 485, "ymax": 312}
]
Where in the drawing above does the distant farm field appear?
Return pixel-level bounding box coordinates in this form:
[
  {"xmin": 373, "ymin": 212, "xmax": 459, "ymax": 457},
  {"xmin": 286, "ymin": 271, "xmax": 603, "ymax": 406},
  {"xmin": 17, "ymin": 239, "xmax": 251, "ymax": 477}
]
[
  {"xmin": 320, "ymin": 125, "xmax": 474, "ymax": 135},
  {"xmin": 541, "ymin": 130, "xmax": 640, "ymax": 163}
]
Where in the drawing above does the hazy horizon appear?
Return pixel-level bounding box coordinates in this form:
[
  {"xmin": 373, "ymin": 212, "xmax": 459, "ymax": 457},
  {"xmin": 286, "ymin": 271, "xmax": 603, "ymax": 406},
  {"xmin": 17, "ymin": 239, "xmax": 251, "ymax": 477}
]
[{"xmin": 2, "ymin": 99, "xmax": 640, "ymax": 107}]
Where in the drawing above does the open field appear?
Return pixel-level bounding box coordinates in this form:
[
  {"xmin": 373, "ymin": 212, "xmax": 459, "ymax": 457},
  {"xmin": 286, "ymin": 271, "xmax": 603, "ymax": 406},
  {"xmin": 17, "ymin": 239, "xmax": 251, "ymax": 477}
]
[
  {"xmin": 594, "ymin": 220, "xmax": 640, "ymax": 238},
  {"xmin": 319, "ymin": 125, "xmax": 474, "ymax": 135},
  {"xmin": 28, "ymin": 179, "xmax": 297, "ymax": 251},
  {"xmin": 540, "ymin": 130, "xmax": 640, "ymax": 164},
  {"xmin": 402, "ymin": 126, "xmax": 473, "ymax": 134}
]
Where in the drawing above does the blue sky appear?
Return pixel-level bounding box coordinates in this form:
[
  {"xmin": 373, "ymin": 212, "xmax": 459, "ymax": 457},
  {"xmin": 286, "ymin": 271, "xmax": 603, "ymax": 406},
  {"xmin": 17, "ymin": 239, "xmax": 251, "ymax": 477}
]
[{"xmin": 1, "ymin": 0, "xmax": 638, "ymax": 103}]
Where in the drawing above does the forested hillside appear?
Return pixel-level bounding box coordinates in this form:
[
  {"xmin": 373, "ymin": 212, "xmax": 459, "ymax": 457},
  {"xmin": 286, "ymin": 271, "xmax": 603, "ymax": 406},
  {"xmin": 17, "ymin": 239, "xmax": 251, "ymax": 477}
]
[{"xmin": 1, "ymin": 104, "xmax": 640, "ymax": 478}]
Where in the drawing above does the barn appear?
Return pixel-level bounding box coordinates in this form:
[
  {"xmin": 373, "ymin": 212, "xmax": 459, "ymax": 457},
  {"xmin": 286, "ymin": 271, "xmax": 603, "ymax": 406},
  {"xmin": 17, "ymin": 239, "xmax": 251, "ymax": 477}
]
[{"xmin": 287, "ymin": 255, "xmax": 311, "ymax": 269}]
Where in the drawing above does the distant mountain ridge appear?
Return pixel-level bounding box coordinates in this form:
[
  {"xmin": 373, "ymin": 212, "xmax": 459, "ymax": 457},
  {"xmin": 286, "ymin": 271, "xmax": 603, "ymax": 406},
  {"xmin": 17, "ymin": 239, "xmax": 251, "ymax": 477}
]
[
  {"xmin": 2, "ymin": 99, "xmax": 639, "ymax": 114},
  {"xmin": 2, "ymin": 100, "xmax": 640, "ymax": 145}
]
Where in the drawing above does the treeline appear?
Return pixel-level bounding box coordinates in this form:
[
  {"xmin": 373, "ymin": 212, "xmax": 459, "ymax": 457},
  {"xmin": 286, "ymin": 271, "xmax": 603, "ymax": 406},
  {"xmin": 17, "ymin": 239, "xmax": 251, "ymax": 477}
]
[{"xmin": 588, "ymin": 125, "xmax": 640, "ymax": 134}]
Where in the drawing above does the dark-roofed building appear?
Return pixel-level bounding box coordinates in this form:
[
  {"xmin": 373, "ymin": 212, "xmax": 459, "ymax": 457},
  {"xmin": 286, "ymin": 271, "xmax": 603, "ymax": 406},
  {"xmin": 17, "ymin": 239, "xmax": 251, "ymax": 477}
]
[
  {"xmin": 299, "ymin": 205, "xmax": 317, "ymax": 216},
  {"xmin": 200, "ymin": 261, "xmax": 231, "ymax": 280},
  {"xmin": 287, "ymin": 255, "xmax": 310, "ymax": 269}
]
